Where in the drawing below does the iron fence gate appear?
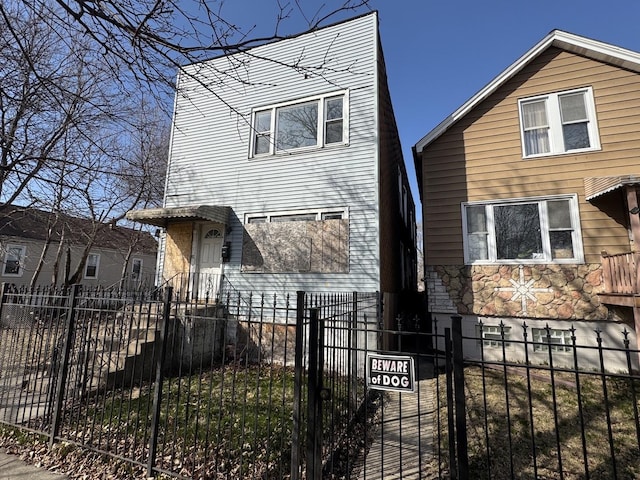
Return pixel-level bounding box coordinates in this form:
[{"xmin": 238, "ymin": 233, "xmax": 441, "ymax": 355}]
[{"xmin": 297, "ymin": 292, "xmax": 445, "ymax": 480}]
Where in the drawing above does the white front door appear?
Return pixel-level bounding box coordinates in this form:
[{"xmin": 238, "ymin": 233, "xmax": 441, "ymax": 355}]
[{"xmin": 197, "ymin": 226, "xmax": 223, "ymax": 300}]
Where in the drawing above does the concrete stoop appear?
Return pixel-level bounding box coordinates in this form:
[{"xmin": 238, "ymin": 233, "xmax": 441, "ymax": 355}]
[{"xmin": 85, "ymin": 319, "xmax": 159, "ymax": 390}]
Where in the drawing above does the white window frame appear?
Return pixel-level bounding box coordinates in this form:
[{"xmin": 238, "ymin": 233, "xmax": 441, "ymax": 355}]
[
  {"xmin": 518, "ymin": 87, "xmax": 600, "ymax": 158},
  {"xmin": 2, "ymin": 244, "xmax": 26, "ymax": 277},
  {"xmin": 85, "ymin": 253, "xmax": 100, "ymax": 279},
  {"xmin": 461, "ymin": 194, "xmax": 584, "ymax": 265},
  {"xmin": 250, "ymin": 90, "xmax": 349, "ymax": 157},
  {"xmin": 532, "ymin": 328, "xmax": 572, "ymax": 353},
  {"xmin": 245, "ymin": 207, "xmax": 349, "ymax": 224}
]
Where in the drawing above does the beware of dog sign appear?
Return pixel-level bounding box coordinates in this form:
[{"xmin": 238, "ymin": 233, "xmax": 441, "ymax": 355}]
[{"xmin": 366, "ymin": 353, "xmax": 416, "ymax": 393}]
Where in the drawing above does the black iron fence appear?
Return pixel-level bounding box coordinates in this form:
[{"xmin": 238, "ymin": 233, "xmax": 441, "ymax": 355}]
[
  {"xmin": 439, "ymin": 316, "xmax": 640, "ymax": 480},
  {"xmin": 0, "ymin": 284, "xmax": 384, "ymax": 479},
  {"xmin": 1, "ymin": 282, "xmax": 639, "ymax": 479}
]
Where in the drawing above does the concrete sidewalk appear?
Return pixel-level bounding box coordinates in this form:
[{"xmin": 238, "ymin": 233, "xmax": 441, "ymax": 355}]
[{"xmin": 0, "ymin": 450, "xmax": 68, "ymax": 480}]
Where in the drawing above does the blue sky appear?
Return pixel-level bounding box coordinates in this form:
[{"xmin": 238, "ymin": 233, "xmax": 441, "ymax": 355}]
[{"xmin": 220, "ymin": 0, "xmax": 640, "ymax": 212}]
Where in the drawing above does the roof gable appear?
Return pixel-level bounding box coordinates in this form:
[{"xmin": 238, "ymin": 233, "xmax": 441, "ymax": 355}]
[{"xmin": 414, "ymin": 30, "xmax": 640, "ymax": 154}]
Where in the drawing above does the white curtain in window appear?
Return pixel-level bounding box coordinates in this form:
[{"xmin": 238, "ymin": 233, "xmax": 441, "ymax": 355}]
[{"xmin": 522, "ymin": 100, "xmax": 550, "ymax": 155}]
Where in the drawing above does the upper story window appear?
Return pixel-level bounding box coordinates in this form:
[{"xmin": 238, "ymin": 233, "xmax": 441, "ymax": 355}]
[
  {"xmin": 462, "ymin": 194, "xmax": 583, "ymax": 264},
  {"xmin": 3, "ymin": 244, "xmax": 25, "ymax": 277},
  {"xmin": 85, "ymin": 253, "xmax": 100, "ymax": 279},
  {"xmin": 251, "ymin": 91, "xmax": 348, "ymax": 157},
  {"xmin": 518, "ymin": 87, "xmax": 600, "ymax": 158}
]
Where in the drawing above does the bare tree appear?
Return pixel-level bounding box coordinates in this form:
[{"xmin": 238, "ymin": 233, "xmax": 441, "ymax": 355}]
[
  {"xmin": 29, "ymin": 102, "xmax": 169, "ymax": 287},
  {"xmin": 1, "ymin": 0, "xmax": 370, "ymax": 287},
  {"xmin": 14, "ymin": 0, "xmax": 372, "ymax": 117}
]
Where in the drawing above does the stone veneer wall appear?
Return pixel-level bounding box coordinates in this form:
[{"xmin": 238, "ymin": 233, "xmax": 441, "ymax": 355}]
[{"xmin": 426, "ymin": 264, "xmax": 610, "ymax": 321}]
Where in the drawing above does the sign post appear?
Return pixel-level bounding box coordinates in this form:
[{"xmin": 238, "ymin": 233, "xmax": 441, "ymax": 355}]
[{"xmin": 366, "ymin": 353, "xmax": 416, "ymax": 393}]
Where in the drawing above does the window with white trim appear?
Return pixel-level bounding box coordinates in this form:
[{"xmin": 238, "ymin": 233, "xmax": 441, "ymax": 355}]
[
  {"xmin": 85, "ymin": 253, "xmax": 100, "ymax": 279},
  {"xmin": 2, "ymin": 244, "xmax": 25, "ymax": 277},
  {"xmin": 246, "ymin": 208, "xmax": 347, "ymax": 223},
  {"xmin": 251, "ymin": 91, "xmax": 347, "ymax": 156},
  {"xmin": 462, "ymin": 195, "xmax": 583, "ymax": 264},
  {"xmin": 519, "ymin": 87, "xmax": 600, "ymax": 158},
  {"xmin": 532, "ymin": 328, "xmax": 572, "ymax": 353}
]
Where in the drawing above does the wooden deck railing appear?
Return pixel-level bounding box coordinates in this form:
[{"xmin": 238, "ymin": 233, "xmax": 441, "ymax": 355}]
[{"xmin": 601, "ymin": 251, "xmax": 640, "ymax": 295}]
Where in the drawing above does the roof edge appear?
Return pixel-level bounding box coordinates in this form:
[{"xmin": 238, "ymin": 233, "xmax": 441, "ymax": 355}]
[{"xmin": 414, "ymin": 30, "xmax": 640, "ymax": 154}]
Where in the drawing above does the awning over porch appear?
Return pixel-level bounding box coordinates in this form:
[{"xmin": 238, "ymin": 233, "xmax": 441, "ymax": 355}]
[
  {"xmin": 126, "ymin": 205, "xmax": 231, "ymax": 227},
  {"xmin": 584, "ymin": 175, "xmax": 640, "ymax": 201}
]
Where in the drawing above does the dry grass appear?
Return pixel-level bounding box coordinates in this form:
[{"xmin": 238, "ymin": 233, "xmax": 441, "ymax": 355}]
[{"xmin": 439, "ymin": 365, "xmax": 640, "ymax": 480}]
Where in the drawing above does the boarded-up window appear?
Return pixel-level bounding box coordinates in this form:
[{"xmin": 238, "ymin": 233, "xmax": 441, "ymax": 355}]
[{"xmin": 242, "ymin": 219, "xmax": 348, "ymax": 273}]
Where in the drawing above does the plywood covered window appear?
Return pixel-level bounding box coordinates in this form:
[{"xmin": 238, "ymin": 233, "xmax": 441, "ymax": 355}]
[
  {"xmin": 462, "ymin": 195, "xmax": 583, "ymax": 264},
  {"xmin": 251, "ymin": 90, "xmax": 348, "ymax": 156},
  {"xmin": 242, "ymin": 209, "xmax": 348, "ymax": 273},
  {"xmin": 519, "ymin": 87, "xmax": 600, "ymax": 158}
]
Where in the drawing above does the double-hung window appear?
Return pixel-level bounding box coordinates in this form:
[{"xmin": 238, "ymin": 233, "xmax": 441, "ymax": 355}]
[
  {"xmin": 519, "ymin": 87, "xmax": 600, "ymax": 158},
  {"xmin": 85, "ymin": 253, "xmax": 100, "ymax": 279},
  {"xmin": 462, "ymin": 195, "xmax": 583, "ymax": 264},
  {"xmin": 251, "ymin": 91, "xmax": 347, "ymax": 156},
  {"xmin": 3, "ymin": 244, "xmax": 25, "ymax": 276}
]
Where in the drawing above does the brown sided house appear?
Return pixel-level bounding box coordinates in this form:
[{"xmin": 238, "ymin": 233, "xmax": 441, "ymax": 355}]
[
  {"xmin": 0, "ymin": 205, "xmax": 157, "ymax": 288},
  {"xmin": 413, "ymin": 30, "xmax": 640, "ymax": 369}
]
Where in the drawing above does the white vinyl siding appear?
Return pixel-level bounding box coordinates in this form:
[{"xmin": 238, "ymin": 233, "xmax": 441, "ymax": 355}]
[
  {"xmin": 519, "ymin": 87, "xmax": 600, "ymax": 158},
  {"xmin": 164, "ymin": 13, "xmax": 380, "ymax": 294}
]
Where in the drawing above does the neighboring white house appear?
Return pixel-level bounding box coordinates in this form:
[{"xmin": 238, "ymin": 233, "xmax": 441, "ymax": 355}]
[
  {"xmin": 0, "ymin": 205, "xmax": 157, "ymax": 288},
  {"xmin": 127, "ymin": 12, "xmax": 417, "ymax": 309}
]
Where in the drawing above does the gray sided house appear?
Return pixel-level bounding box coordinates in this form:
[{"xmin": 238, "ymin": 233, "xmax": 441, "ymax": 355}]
[
  {"xmin": 0, "ymin": 206, "xmax": 157, "ymax": 288},
  {"xmin": 128, "ymin": 12, "xmax": 417, "ymax": 313},
  {"xmin": 413, "ymin": 30, "xmax": 640, "ymax": 370}
]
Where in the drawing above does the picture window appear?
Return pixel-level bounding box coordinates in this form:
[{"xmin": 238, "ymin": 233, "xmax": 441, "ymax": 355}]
[{"xmin": 462, "ymin": 195, "xmax": 583, "ymax": 264}]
